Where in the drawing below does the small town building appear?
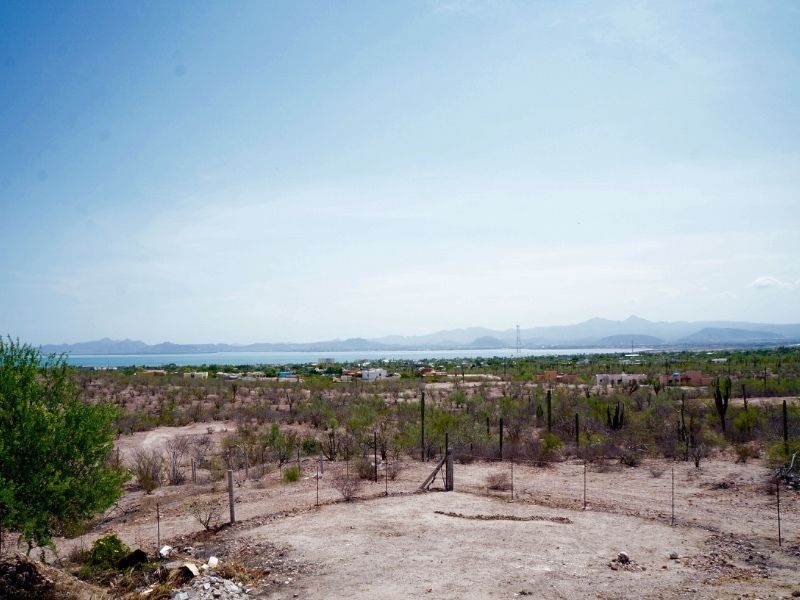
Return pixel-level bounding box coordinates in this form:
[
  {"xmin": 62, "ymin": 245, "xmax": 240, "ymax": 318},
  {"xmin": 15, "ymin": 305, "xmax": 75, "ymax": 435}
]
[
  {"xmin": 595, "ymin": 373, "xmax": 647, "ymax": 386},
  {"xmin": 361, "ymin": 368, "xmax": 387, "ymax": 382},
  {"xmin": 183, "ymin": 371, "xmax": 208, "ymax": 379}
]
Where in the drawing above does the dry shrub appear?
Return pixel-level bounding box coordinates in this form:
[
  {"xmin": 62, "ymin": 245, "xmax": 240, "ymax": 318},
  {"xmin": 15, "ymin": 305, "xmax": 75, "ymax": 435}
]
[
  {"xmin": 356, "ymin": 457, "xmax": 375, "ymax": 480},
  {"xmin": 131, "ymin": 448, "xmax": 164, "ymax": 493},
  {"xmin": 65, "ymin": 541, "xmax": 89, "ymax": 566},
  {"xmin": 486, "ymin": 471, "xmax": 511, "ymax": 491},
  {"xmin": 165, "ymin": 435, "xmax": 191, "ymax": 485},
  {"xmin": 188, "ymin": 498, "xmax": 223, "ymax": 531},
  {"xmin": 387, "ymin": 460, "xmax": 403, "ymax": 481},
  {"xmin": 734, "ymin": 443, "xmax": 760, "ymax": 464},
  {"xmin": 591, "ymin": 460, "xmax": 622, "ymax": 473},
  {"xmin": 332, "ymin": 473, "xmax": 362, "ymax": 501}
]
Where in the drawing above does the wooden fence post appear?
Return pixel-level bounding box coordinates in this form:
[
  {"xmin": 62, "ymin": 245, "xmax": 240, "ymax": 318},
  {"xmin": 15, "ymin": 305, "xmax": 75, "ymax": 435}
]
[
  {"xmin": 446, "ymin": 448, "xmax": 454, "ymax": 491},
  {"xmin": 671, "ymin": 466, "xmax": 675, "ymax": 526},
  {"xmin": 227, "ymin": 470, "xmax": 235, "ymax": 524},
  {"xmin": 421, "ymin": 391, "xmax": 426, "ymax": 462},
  {"xmin": 777, "ymin": 477, "xmax": 782, "ymax": 546},
  {"xmin": 156, "ymin": 502, "xmax": 161, "ymax": 550},
  {"xmin": 374, "ymin": 431, "xmax": 378, "ymax": 482},
  {"xmin": 499, "ymin": 418, "xmax": 504, "ymax": 461}
]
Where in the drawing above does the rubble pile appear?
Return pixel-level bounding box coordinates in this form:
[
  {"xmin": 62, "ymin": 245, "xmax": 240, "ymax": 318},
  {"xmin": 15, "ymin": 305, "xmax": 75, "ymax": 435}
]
[
  {"xmin": 170, "ymin": 575, "xmax": 250, "ymax": 600},
  {"xmin": 687, "ymin": 534, "xmax": 769, "ymax": 584},
  {"xmin": 608, "ymin": 551, "xmax": 646, "ymax": 572},
  {"xmin": 0, "ymin": 556, "xmax": 55, "ymax": 598}
]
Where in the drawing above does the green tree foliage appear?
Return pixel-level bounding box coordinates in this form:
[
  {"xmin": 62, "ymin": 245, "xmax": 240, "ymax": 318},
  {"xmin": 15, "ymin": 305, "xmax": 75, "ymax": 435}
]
[{"xmin": 0, "ymin": 339, "xmax": 128, "ymax": 551}]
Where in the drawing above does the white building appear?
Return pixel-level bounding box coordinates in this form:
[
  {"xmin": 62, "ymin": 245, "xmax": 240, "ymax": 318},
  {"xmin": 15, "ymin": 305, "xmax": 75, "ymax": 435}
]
[
  {"xmin": 361, "ymin": 368, "xmax": 388, "ymax": 382},
  {"xmin": 184, "ymin": 371, "xmax": 208, "ymax": 380},
  {"xmin": 595, "ymin": 373, "xmax": 647, "ymax": 386}
]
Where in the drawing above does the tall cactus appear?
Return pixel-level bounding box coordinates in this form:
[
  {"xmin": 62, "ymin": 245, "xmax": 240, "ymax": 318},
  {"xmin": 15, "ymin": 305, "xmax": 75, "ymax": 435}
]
[
  {"xmin": 607, "ymin": 402, "xmax": 624, "ymax": 430},
  {"xmin": 713, "ymin": 376, "xmax": 731, "ymax": 434}
]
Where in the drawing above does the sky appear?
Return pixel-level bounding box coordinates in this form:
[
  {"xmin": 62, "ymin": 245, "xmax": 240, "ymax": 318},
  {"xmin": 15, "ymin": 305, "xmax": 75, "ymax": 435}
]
[{"xmin": 1, "ymin": 1, "xmax": 799, "ymax": 344}]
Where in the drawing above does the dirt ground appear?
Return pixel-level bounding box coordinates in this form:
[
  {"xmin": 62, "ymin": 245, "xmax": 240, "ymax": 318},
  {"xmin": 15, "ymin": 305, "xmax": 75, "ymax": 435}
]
[{"xmin": 38, "ymin": 424, "xmax": 800, "ymax": 599}]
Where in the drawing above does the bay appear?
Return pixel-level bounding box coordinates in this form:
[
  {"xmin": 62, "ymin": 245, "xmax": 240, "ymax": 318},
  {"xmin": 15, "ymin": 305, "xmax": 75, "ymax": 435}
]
[{"xmin": 64, "ymin": 347, "xmax": 634, "ymax": 368}]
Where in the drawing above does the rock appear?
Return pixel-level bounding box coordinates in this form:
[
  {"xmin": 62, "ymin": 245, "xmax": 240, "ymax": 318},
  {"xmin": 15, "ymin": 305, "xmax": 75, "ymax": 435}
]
[
  {"xmin": 617, "ymin": 552, "xmax": 630, "ymax": 564},
  {"xmin": 670, "ymin": 552, "xmax": 679, "ymax": 560},
  {"xmin": 182, "ymin": 563, "xmax": 200, "ymax": 578},
  {"xmin": 208, "ymin": 556, "xmax": 219, "ymax": 568},
  {"xmin": 159, "ymin": 545, "xmax": 173, "ymax": 559},
  {"xmin": 118, "ymin": 549, "xmax": 148, "ymax": 569},
  {"xmin": 173, "ymin": 593, "xmax": 189, "ymax": 600},
  {"xmin": 792, "ymin": 592, "xmax": 800, "ymax": 598}
]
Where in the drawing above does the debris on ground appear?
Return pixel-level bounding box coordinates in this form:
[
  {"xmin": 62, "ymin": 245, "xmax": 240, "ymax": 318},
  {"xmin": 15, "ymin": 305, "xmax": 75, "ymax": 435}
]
[
  {"xmin": 434, "ymin": 510, "xmax": 573, "ymax": 524},
  {"xmin": 608, "ymin": 551, "xmax": 646, "ymax": 572},
  {"xmin": 686, "ymin": 534, "xmax": 769, "ymax": 584},
  {"xmin": 169, "ymin": 575, "xmax": 250, "ymax": 600}
]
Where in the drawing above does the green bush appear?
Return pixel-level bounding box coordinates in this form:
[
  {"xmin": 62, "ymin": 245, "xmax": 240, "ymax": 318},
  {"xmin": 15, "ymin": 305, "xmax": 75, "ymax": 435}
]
[
  {"xmin": 301, "ymin": 435, "xmax": 319, "ymax": 455},
  {"xmin": 85, "ymin": 533, "xmax": 131, "ymax": 571},
  {"xmin": 766, "ymin": 440, "xmax": 800, "ymax": 468},
  {"xmin": 282, "ymin": 465, "xmax": 300, "ymax": 482},
  {"xmin": 541, "ymin": 432, "xmax": 563, "ymax": 458}
]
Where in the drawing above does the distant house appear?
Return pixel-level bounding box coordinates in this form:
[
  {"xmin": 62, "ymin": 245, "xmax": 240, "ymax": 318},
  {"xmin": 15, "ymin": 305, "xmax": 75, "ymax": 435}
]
[
  {"xmin": 140, "ymin": 369, "xmax": 167, "ymax": 376},
  {"xmin": 183, "ymin": 371, "xmax": 208, "ymax": 380},
  {"xmin": 277, "ymin": 370, "xmax": 299, "ymax": 382},
  {"xmin": 216, "ymin": 372, "xmax": 241, "ymax": 380},
  {"xmin": 362, "ymin": 368, "xmax": 387, "ymax": 382},
  {"xmin": 658, "ymin": 370, "xmax": 712, "ymax": 386},
  {"xmin": 595, "ymin": 373, "xmax": 647, "ymax": 386},
  {"xmin": 537, "ymin": 370, "xmax": 575, "ymax": 384}
]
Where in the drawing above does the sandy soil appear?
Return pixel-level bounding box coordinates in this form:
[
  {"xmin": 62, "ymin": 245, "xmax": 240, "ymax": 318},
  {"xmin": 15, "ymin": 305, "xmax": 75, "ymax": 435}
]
[
  {"xmin": 246, "ymin": 492, "xmax": 710, "ymax": 599},
  {"xmin": 43, "ymin": 427, "xmax": 800, "ymax": 599}
]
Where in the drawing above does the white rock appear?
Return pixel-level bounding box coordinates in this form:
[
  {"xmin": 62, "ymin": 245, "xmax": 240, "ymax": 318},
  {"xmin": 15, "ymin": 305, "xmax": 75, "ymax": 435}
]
[
  {"xmin": 159, "ymin": 545, "xmax": 173, "ymax": 558},
  {"xmin": 207, "ymin": 556, "xmax": 219, "ymax": 568}
]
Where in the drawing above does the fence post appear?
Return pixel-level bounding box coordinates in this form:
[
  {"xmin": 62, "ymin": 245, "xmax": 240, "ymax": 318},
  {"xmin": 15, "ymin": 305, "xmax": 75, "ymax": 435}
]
[
  {"xmin": 671, "ymin": 466, "xmax": 675, "ymax": 526},
  {"xmin": 499, "ymin": 418, "xmax": 504, "ymax": 461},
  {"xmin": 777, "ymin": 477, "xmax": 782, "ymax": 546},
  {"xmin": 374, "ymin": 431, "xmax": 379, "ymax": 482},
  {"xmin": 191, "ymin": 458, "xmax": 196, "ymax": 484},
  {"xmin": 510, "ymin": 455, "xmax": 514, "ymax": 500},
  {"xmin": 319, "ymin": 450, "xmax": 324, "ymax": 475},
  {"xmin": 446, "ymin": 448, "xmax": 454, "ymax": 491},
  {"xmin": 316, "ymin": 467, "xmax": 319, "ymax": 507},
  {"xmin": 156, "ymin": 502, "xmax": 160, "ymax": 550},
  {"xmin": 227, "ymin": 470, "xmax": 236, "ymax": 524},
  {"xmin": 583, "ymin": 462, "xmax": 587, "ymax": 510},
  {"xmin": 783, "ymin": 400, "xmax": 789, "ymax": 458},
  {"xmin": 421, "ymin": 391, "xmax": 426, "ymax": 462}
]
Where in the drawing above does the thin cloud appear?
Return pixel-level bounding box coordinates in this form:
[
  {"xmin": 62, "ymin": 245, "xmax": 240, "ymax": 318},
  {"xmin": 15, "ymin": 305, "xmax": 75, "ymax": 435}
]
[{"xmin": 748, "ymin": 275, "xmax": 797, "ymax": 290}]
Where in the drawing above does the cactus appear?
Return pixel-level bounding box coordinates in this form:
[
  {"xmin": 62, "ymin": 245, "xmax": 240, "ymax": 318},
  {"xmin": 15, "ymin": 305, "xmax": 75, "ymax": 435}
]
[
  {"xmin": 607, "ymin": 402, "xmax": 624, "ymax": 430},
  {"xmin": 713, "ymin": 376, "xmax": 731, "ymax": 434}
]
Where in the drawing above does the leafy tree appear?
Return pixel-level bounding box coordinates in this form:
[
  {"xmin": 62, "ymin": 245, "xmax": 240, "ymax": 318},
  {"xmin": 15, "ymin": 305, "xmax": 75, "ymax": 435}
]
[{"xmin": 0, "ymin": 339, "xmax": 128, "ymax": 552}]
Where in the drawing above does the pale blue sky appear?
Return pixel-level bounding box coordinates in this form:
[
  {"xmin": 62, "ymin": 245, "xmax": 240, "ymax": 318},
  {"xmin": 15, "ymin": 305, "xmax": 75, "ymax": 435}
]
[{"xmin": 1, "ymin": 1, "xmax": 799, "ymax": 344}]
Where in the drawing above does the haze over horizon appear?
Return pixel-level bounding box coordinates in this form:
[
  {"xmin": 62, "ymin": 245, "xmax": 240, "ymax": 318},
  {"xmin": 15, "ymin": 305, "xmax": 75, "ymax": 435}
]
[{"xmin": 2, "ymin": 2, "xmax": 799, "ymax": 346}]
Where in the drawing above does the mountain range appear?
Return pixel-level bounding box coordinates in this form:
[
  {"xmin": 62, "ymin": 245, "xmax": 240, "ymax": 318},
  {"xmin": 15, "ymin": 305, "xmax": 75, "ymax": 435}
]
[{"xmin": 39, "ymin": 316, "xmax": 800, "ymax": 355}]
